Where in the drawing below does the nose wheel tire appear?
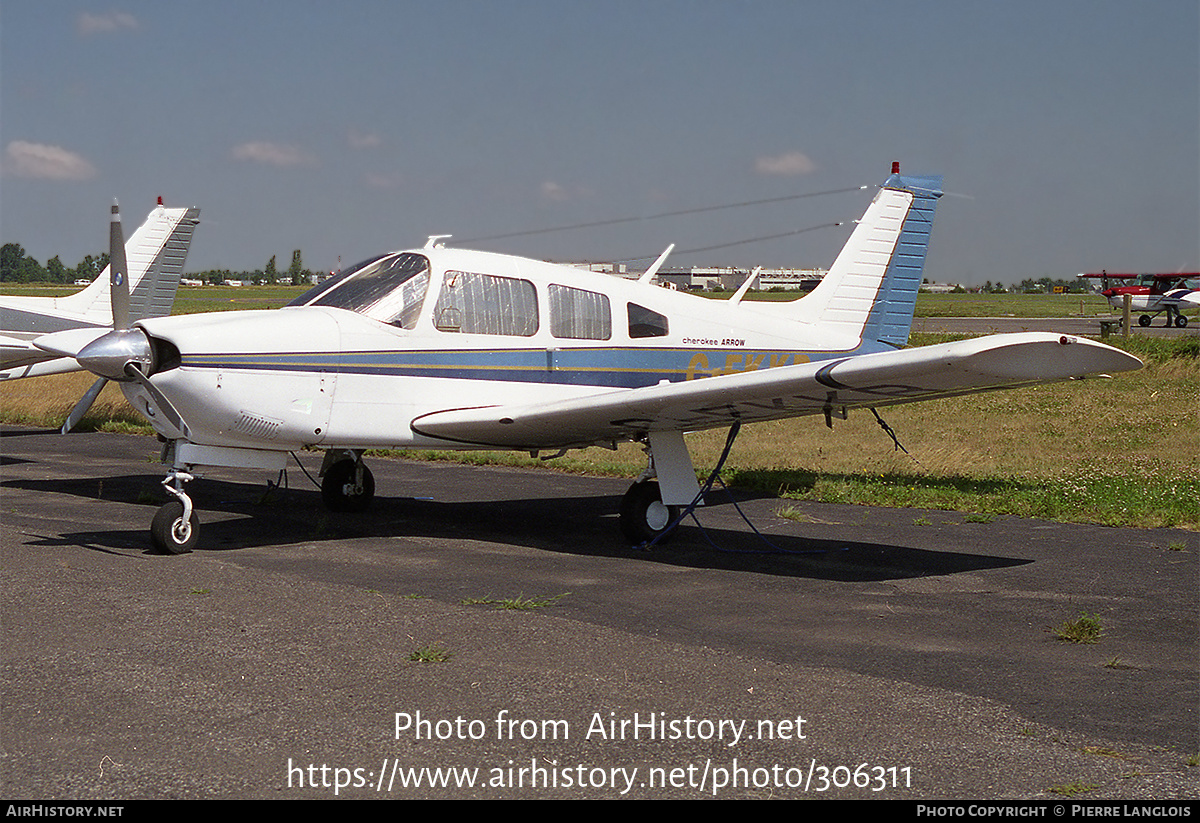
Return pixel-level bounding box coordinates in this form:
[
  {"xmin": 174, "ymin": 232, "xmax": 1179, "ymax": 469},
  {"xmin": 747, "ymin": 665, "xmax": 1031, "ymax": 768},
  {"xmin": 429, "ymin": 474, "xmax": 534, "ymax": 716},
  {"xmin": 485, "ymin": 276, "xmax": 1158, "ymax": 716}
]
[
  {"xmin": 619, "ymin": 479, "xmax": 681, "ymax": 545},
  {"xmin": 321, "ymin": 460, "xmax": 375, "ymax": 512},
  {"xmin": 150, "ymin": 500, "xmax": 199, "ymax": 554}
]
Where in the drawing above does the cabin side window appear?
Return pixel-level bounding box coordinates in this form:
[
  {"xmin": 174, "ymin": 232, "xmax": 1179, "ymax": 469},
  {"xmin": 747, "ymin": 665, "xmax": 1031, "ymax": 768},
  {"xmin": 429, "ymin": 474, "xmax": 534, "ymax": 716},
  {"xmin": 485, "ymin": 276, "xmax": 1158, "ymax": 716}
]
[
  {"xmin": 549, "ymin": 284, "xmax": 611, "ymax": 340},
  {"xmin": 297, "ymin": 252, "xmax": 430, "ymax": 330},
  {"xmin": 627, "ymin": 302, "xmax": 669, "ymax": 339},
  {"xmin": 434, "ymin": 270, "xmax": 539, "ymax": 336}
]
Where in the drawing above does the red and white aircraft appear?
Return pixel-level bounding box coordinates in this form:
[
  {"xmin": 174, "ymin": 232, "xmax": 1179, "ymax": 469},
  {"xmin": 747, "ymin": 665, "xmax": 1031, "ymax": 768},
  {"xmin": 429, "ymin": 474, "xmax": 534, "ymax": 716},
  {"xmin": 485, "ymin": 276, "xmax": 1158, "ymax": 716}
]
[{"xmin": 1083, "ymin": 272, "xmax": 1200, "ymax": 328}]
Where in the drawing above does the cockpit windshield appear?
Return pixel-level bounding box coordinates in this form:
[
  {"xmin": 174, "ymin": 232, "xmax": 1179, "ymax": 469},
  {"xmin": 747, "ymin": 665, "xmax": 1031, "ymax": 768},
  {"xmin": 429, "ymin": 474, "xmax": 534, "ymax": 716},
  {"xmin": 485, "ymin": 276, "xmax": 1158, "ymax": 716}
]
[{"xmin": 287, "ymin": 252, "xmax": 430, "ymax": 329}]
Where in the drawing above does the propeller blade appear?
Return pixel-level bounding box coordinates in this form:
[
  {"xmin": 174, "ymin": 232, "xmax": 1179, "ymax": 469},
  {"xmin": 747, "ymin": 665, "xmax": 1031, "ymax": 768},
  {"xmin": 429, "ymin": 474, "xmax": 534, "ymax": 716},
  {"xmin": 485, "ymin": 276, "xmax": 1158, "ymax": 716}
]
[
  {"xmin": 109, "ymin": 200, "xmax": 130, "ymax": 331},
  {"xmin": 123, "ymin": 363, "xmax": 190, "ymax": 439},
  {"xmin": 61, "ymin": 377, "xmax": 108, "ymax": 434}
]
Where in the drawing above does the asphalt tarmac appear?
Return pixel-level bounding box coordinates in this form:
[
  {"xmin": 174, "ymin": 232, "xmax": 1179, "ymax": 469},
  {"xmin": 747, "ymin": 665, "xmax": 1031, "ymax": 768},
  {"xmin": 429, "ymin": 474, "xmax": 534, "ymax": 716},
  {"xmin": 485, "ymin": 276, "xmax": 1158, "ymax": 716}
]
[{"xmin": 2, "ymin": 426, "xmax": 1196, "ymax": 799}]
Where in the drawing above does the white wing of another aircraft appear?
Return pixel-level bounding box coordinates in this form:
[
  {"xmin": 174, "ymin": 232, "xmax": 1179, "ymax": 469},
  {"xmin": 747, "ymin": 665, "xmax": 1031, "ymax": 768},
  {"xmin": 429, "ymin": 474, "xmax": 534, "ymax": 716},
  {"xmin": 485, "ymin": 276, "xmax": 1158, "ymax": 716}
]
[{"xmin": 36, "ymin": 166, "xmax": 1143, "ymax": 552}]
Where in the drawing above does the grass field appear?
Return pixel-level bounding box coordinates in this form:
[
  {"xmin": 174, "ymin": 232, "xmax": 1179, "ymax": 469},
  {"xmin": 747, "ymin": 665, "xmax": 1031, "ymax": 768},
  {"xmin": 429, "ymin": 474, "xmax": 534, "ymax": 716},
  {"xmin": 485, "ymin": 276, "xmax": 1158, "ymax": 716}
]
[
  {"xmin": 365, "ymin": 335, "xmax": 1198, "ymax": 530},
  {"xmin": 2, "ymin": 289, "xmax": 1196, "ymax": 530}
]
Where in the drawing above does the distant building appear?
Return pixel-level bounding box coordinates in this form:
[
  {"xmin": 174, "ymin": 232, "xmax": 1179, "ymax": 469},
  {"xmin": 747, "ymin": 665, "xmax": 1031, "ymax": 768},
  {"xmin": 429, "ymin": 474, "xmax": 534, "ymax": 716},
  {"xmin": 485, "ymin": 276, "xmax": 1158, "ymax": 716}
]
[
  {"xmin": 657, "ymin": 266, "xmax": 826, "ymax": 292},
  {"xmin": 564, "ymin": 262, "xmax": 628, "ymax": 275},
  {"xmin": 553, "ymin": 260, "xmax": 826, "ymax": 292}
]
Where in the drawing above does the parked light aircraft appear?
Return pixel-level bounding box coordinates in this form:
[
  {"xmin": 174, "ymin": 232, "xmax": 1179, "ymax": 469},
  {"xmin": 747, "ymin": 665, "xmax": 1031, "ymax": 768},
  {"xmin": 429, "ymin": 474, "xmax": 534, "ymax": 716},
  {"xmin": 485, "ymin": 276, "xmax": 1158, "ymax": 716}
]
[
  {"xmin": 35, "ymin": 166, "xmax": 1142, "ymax": 552},
  {"xmin": 1, "ymin": 201, "xmax": 201, "ymax": 381},
  {"xmin": 1082, "ymin": 271, "xmax": 1200, "ymax": 328}
]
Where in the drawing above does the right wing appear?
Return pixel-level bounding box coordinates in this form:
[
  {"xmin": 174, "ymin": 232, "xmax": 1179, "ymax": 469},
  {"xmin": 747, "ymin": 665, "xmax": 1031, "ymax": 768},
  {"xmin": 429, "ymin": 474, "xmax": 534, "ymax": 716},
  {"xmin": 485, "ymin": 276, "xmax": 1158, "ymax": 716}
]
[{"xmin": 410, "ymin": 333, "xmax": 1142, "ymax": 450}]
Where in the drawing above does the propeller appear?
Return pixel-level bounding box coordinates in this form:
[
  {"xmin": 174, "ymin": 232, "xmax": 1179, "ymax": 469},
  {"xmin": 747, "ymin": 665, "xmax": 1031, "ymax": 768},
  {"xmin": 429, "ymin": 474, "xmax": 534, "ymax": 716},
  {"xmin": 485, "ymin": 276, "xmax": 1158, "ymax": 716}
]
[
  {"xmin": 56, "ymin": 202, "xmax": 130, "ymax": 432},
  {"xmin": 33, "ymin": 201, "xmax": 183, "ymax": 434}
]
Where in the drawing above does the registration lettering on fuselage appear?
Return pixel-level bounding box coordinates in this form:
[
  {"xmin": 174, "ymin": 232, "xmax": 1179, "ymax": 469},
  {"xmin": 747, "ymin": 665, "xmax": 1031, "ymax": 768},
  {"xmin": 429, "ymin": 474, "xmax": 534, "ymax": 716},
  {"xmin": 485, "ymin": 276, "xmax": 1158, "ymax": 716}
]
[{"xmin": 685, "ymin": 351, "xmax": 810, "ymax": 380}]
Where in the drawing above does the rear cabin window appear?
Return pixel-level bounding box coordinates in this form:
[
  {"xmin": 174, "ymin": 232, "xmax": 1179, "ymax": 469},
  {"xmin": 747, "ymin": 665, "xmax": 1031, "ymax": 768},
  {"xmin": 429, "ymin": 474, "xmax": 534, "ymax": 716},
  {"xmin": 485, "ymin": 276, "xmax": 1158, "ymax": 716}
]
[
  {"xmin": 627, "ymin": 302, "xmax": 669, "ymax": 339},
  {"xmin": 549, "ymin": 284, "xmax": 611, "ymax": 340},
  {"xmin": 290, "ymin": 252, "xmax": 430, "ymax": 330},
  {"xmin": 434, "ymin": 270, "xmax": 538, "ymax": 336}
]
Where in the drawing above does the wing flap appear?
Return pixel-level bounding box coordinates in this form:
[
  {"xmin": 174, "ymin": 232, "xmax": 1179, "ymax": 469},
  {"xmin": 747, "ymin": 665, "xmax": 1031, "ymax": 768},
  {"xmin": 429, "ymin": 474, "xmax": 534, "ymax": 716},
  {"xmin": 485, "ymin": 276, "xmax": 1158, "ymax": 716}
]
[{"xmin": 409, "ymin": 333, "xmax": 1142, "ymax": 449}]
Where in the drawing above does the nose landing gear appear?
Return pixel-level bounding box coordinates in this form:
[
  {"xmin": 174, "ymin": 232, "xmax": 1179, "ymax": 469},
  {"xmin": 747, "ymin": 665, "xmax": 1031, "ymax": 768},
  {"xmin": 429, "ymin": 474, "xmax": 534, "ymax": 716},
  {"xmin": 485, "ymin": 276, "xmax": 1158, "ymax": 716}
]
[{"xmin": 151, "ymin": 470, "xmax": 197, "ymax": 554}]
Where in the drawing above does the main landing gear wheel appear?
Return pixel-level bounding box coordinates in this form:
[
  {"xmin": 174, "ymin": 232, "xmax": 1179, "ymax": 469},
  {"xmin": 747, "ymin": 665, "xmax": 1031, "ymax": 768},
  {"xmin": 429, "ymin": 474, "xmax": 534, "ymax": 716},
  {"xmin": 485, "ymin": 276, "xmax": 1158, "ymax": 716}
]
[
  {"xmin": 150, "ymin": 500, "xmax": 199, "ymax": 554},
  {"xmin": 1138, "ymin": 314, "xmax": 1152, "ymax": 327},
  {"xmin": 322, "ymin": 460, "xmax": 375, "ymax": 512},
  {"xmin": 619, "ymin": 479, "xmax": 681, "ymax": 545},
  {"xmin": 1175, "ymin": 315, "xmax": 1188, "ymax": 328}
]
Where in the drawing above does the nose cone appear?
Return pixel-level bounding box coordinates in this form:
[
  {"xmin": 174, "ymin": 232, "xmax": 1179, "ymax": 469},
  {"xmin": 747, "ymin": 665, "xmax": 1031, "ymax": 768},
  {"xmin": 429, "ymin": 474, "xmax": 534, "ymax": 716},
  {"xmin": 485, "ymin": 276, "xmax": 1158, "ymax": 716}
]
[{"xmin": 76, "ymin": 328, "xmax": 153, "ymax": 381}]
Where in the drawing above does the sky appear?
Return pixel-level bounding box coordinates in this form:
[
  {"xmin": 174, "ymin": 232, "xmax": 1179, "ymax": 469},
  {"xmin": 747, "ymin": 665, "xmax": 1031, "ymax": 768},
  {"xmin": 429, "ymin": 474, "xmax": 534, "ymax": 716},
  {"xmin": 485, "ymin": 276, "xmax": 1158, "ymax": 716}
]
[{"xmin": 1, "ymin": 0, "xmax": 1197, "ymax": 285}]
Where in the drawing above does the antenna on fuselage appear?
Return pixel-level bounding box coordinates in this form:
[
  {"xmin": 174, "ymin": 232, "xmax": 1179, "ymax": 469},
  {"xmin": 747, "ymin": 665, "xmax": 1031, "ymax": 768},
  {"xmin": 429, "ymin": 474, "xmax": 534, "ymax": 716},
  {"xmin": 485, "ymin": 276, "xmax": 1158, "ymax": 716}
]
[
  {"xmin": 425, "ymin": 235, "xmax": 452, "ymax": 249},
  {"xmin": 638, "ymin": 244, "xmax": 675, "ymax": 284},
  {"xmin": 729, "ymin": 267, "xmax": 763, "ymax": 304}
]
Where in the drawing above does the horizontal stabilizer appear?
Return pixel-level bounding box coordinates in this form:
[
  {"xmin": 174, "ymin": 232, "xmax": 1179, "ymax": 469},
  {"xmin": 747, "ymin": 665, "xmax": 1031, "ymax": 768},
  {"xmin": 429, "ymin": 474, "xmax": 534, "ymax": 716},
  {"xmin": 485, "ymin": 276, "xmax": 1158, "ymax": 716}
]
[{"xmin": 31, "ymin": 328, "xmax": 111, "ymax": 359}]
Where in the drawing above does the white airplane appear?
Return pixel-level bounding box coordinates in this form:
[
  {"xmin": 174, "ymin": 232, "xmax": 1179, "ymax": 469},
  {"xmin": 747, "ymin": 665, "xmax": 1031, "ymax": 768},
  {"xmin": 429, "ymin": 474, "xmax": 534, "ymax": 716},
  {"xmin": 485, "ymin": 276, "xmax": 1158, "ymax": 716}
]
[
  {"xmin": 35, "ymin": 165, "xmax": 1142, "ymax": 553},
  {"xmin": 1, "ymin": 200, "xmax": 201, "ymax": 380}
]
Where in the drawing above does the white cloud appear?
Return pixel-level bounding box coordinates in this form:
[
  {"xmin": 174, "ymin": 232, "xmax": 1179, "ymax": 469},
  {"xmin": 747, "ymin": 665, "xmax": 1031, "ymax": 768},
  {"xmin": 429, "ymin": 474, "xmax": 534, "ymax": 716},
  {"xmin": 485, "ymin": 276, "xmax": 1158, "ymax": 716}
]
[
  {"xmin": 365, "ymin": 172, "xmax": 403, "ymax": 189},
  {"xmin": 231, "ymin": 141, "xmax": 315, "ymax": 167},
  {"xmin": 77, "ymin": 11, "xmax": 140, "ymax": 36},
  {"xmin": 754, "ymin": 151, "xmax": 816, "ymax": 176},
  {"xmin": 348, "ymin": 130, "xmax": 382, "ymax": 150},
  {"xmin": 3, "ymin": 141, "xmax": 97, "ymax": 180},
  {"xmin": 540, "ymin": 181, "xmax": 569, "ymax": 201}
]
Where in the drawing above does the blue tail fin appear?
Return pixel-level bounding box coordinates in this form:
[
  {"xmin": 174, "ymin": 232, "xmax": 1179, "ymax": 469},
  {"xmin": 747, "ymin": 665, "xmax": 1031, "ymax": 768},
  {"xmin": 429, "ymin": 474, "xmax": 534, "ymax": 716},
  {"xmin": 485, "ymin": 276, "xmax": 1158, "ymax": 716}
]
[
  {"xmin": 789, "ymin": 167, "xmax": 942, "ymax": 348},
  {"xmin": 859, "ymin": 172, "xmax": 942, "ymax": 347}
]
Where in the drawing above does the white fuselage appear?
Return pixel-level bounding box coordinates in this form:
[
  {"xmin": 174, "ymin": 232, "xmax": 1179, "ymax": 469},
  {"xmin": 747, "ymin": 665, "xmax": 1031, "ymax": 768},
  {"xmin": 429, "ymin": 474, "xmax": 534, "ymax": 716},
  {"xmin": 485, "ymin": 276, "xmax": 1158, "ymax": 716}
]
[{"xmin": 125, "ymin": 248, "xmax": 881, "ymax": 453}]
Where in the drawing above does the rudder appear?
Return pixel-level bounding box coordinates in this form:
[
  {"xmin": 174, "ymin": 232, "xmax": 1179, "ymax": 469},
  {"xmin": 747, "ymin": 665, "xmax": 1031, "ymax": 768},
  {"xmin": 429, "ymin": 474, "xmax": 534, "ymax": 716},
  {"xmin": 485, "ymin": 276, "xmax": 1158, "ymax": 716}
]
[{"xmin": 786, "ymin": 165, "xmax": 942, "ymax": 348}]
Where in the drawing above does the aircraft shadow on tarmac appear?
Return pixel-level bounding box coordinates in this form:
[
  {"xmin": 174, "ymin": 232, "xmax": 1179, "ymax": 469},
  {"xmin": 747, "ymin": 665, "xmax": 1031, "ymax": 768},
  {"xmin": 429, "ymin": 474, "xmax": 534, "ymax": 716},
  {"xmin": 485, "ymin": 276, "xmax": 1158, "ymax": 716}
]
[{"xmin": 9, "ymin": 471, "xmax": 1030, "ymax": 582}]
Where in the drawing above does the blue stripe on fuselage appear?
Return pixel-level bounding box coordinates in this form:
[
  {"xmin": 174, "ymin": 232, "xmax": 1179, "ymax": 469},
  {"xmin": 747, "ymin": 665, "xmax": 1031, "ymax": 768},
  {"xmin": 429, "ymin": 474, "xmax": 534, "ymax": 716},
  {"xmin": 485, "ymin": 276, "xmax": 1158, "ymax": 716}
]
[{"xmin": 179, "ymin": 342, "xmax": 896, "ymax": 389}]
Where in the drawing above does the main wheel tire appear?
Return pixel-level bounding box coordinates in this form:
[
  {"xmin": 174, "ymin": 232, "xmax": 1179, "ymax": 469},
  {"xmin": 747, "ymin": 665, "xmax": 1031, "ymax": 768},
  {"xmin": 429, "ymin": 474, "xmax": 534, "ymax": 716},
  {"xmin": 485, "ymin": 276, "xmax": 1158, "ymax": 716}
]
[
  {"xmin": 150, "ymin": 501, "xmax": 199, "ymax": 554},
  {"xmin": 619, "ymin": 480, "xmax": 681, "ymax": 545},
  {"xmin": 321, "ymin": 460, "xmax": 375, "ymax": 512},
  {"xmin": 1138, "ymin": 314, "xmax": 1152, "ymax": 327},
  {"xmin": 1175, "ymin": 315, "xmax": 1188, "ymax": 328}
]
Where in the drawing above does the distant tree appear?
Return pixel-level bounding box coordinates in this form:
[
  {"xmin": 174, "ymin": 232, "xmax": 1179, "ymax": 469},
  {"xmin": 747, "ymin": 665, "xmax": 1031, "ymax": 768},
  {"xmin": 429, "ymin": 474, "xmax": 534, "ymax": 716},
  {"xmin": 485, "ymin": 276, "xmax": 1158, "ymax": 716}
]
[
  {"xmin": 46, "ymin": 256, "xmax": 69, "ymax": 283},
  {"xmin": 1, "ymin": 243, "xmax": 27, "ymax": 282},
  {"xmin": 75, "ymin": 254, "xmax": 107, "ymax": 281},
  {"xmin": 288, "ymin": 250, "xmax": 303, "ymax": 285},
  {"xmin": 0, "ymin": 243, "xmax": 46, "ymax": 282},
  {"xmin": 264, "ymin": 255, "xmax": 278, "ymax": 284}
]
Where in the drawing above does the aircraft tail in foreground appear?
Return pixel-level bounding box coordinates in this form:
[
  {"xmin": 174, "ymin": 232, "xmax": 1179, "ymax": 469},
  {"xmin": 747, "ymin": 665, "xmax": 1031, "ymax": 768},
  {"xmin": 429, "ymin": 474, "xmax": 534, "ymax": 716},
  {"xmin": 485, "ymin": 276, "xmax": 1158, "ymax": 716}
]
[{"xmin": 1, "ymin": 202, "xmax": 200, "ymax": 379}]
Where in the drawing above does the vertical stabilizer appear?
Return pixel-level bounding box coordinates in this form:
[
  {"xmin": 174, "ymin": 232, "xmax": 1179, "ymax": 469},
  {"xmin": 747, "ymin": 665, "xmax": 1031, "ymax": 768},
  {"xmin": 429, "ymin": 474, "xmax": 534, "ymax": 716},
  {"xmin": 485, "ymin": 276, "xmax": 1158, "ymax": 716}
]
[
  {"xmin": 58, "ymin": 204, "xmax": 201, "ymax": 323},
  {"xmin": 788, "ymin": 166, "xmax": 942, "ymax": 348}
]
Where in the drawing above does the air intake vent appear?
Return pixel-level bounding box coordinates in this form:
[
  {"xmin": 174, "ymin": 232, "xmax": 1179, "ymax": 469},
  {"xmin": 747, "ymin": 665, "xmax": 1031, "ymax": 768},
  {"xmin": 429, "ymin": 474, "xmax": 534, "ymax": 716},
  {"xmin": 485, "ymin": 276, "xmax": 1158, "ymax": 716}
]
[{"xmin": 232, "ymin": 411, "xmax": 282, "ymax": 440}]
